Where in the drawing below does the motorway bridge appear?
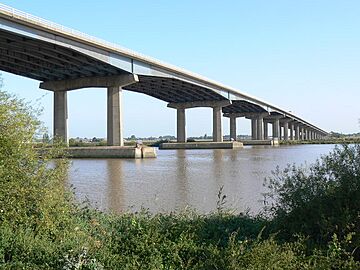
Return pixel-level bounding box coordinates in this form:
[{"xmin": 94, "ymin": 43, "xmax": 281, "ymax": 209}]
[{"xmin": 0, "ymin": 4, "xmax": 327, "ymax": 145}]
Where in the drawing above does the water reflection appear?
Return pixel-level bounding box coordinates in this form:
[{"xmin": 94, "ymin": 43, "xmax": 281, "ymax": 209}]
[
  {"xmin": 106, "ymin": 159, "xmax": 124, "ymax": 213},
  {"xmin": 68, "ymin": 144, "xmax": 334, "ymax": 215},
  {"xmin": 174, "ymin": 150, "xmax": 189, "ymax": 211}
]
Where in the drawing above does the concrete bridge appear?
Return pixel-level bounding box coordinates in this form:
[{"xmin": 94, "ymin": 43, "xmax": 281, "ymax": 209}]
[{"xmin": 0, "ymin": 4, "xmax": 327, "ymax": 146}]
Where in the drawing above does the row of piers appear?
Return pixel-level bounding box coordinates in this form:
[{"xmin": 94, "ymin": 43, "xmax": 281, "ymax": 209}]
[{"xmin": 43, "ymin": 75, "xmax": 326, "ymax": 146}]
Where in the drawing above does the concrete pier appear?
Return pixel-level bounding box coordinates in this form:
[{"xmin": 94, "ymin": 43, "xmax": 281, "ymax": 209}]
[
  {"xmin": 283, "ymin": 121, "xmax": 289, "ymax": 140},
  {"xmin": 230, "ymin": 116, "xmax": 237, "ymax": 141},
  {"xmin": 177, "ymin": 108, "xmax": 186, "ymax": 143},
  {"xmin": 160, "ymin": 141, "xmax": 243, "ymax": 150},
  {"xmin": 213, "ymin": 106, "xmax": 223, "ymax": 142},
  {"xmin": 251, "ymin": 118, "xmax": 257, "ymax": 140},
  {"xmin": 264, "ymin": 122, "xmax": 268, "ymax": 140},
  {"xmin": 289, "ymin": 122, "xmax": 294, "ymax": 140},
  {"xmin": 66, "ymin": 146, "xmax": 157, "ymax": 159},
  {"xmin": 301, "ymin": 127, "xmax": 305, "ymax": 140},
  {"xmin": 107, "ymin": 86, "xmax": 123, "ymax": 146},
  {"xmin": 54, "ymin": 91, "xmax": 68, "ymax": 143},
  {"xmin": 272, "ymin": 118, "xmax": 280, "ymax": 140},
  {"xmin": 295, "ymin": 125, "xmax": 300, "ymax": 140},
  {"xmin": 256, "ymin": 114, "xmax": 266, "ymax": 140}
]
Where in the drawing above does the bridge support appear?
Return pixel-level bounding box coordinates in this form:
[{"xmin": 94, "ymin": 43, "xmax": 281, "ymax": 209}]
[
  {"xmin": 283, "ymin": 121, "xmax": 289, "ymax": 140},
  {"xmin": 272, "ymin": 118, "xmax": 280, "ymax": 140},
  {"xmin": 107, "ymin": 86, "xmax": 123, "ymax": 146},
  {"xmin": 289, "ymin": 122, "xmax": 294, "ymax": 140},
  {"xmin": 301, "ymin": 127, "xmax": 305, "ymax": 140},
  {"xmin": 42, "ymin": 74, "xmax": 139, "ymax": 146},
  {"xmin": 168, "ymin": 99, "xmax": 231, "ymax": 143},
  {"xmin": 177, "ymin": 108, "xmax": 186, "ymax": 143},
  {"xmin": 256, "ymin": 113, "xmax": 268, "ymax": 140},
  {"xmin": 295, "ymin": 124, "xmax": 300, "ymax": 140},
  {"xmin": 54, "ymin": 91, "xmax": 68, "ymax": 144},
  {"xmin": 213, "ymin": 106, "xmax": 223, "ymax": 142},
  {"xmin": 229, "ymin": 115, "xmax": 237, "ymax": 141},
  {"xmin": 264, "ymin": 122, "xmax": 268, "ymax": 139},
  {"xmin": 251, "ymin": 118, "xmax": 257, "ymax": 140}
]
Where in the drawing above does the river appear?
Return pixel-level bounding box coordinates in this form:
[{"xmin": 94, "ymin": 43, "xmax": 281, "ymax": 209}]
[{"xmin": 68, "ymin": 144, "xmax": 335, "ymax": 215}]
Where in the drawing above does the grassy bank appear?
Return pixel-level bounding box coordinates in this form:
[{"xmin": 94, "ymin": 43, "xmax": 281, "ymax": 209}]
[
  {"xmin": 1, "ymin": 90, "xmax": 359, "ymax": 269},
  {"xmin": 280, "ymin": 137, "xmax": 360, "ymax": 145}
]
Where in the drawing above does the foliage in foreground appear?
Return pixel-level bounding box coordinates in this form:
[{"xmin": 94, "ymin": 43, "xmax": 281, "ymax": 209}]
[
  {"xmin": 264, "ymin": 144, "xmax": 360, "ymax": 255},
  {"xmin": 0, "ymin": 89, "xmax": 359, "ymax": 269}
]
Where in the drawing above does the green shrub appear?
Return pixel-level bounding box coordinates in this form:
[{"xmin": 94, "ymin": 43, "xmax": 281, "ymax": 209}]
[{"xmin": 264, "ymin": 144, "xmax": 360, "ymax": 255}]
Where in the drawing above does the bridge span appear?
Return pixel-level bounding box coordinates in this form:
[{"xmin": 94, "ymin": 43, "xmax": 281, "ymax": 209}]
[{"xmin": 0, "ymin": 4, "xmax": 327, "ymax": 145}]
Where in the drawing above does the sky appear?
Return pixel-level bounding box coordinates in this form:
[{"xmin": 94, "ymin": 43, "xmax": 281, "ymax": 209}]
[{"xmin": 1, "ymin": 0, "xmax": 359, "ymax": 138}]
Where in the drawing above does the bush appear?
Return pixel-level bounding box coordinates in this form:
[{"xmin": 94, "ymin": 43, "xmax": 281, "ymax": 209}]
[{"xmin": 264, "ymin": 144, "xmax": 360, "ymax": 255}]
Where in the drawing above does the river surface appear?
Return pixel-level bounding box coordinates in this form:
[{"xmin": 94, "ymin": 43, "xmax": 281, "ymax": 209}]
[{"xmin": 68, "ymin": 144, "xmax": 335, "ymax": 215}]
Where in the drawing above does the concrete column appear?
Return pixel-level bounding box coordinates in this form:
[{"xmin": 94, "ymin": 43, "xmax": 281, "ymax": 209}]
[
  {"xmin": 264, "ymin": 122, "xmax": 268, "ymax": 140},
  {"xmin": 107, "ymin": 86, "xmax": 123, "ymax": 146},
  {"xmin": 295, "ymin": 125, "xmax": 300, "ymax": 140},
  {"xmin": 257, "ymin": 115, "xmax": 264, "ymax": 140},
  {"xmin": 229, "ymin": 116, "xmax": 237, "ymax": 141},
  {"xmin": 289, "ymin": 123, "xmax": 294, "ymax": 140},
  {"xmin": 283, "ymin": 122, "xmax": 289, "ymax": 141},
  {"xmin": 54, "ymin": 91, "xmax": 68, "ymax": 144},
  {"xmin": 213, "ymin": 106, "xmax": 223, "ymax": 142},
  {"xmin": 272, "ymin": 119, "xmax": 280, "ymax": 139},
  {"xmin": 251, "ymin": 118, "xmax": 258, "ymax": 140},
  {"xmin": 301, "ymin": 127, "xmax": 305, "ymax": 140},
  {"xmin": 177, "ymin": 108, "xmax": 186, "ymax": 143},
  {"xmin": 305, "ymin": 129, "xmax": 309, "ymax": 140}
]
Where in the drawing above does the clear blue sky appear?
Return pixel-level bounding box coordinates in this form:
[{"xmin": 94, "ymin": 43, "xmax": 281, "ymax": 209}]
[{"xmin": 1, "ymin": 0, "xmax": 359, "ymax": 137}]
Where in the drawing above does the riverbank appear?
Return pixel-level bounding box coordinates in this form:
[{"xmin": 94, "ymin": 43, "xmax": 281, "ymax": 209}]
[
  {"xmin": 280, "ymin": 137, "xmax": 360, "ymax": 145},
  {"xmin": 1, "ymin": 90, "xmax": 359, "ymax": 269}
]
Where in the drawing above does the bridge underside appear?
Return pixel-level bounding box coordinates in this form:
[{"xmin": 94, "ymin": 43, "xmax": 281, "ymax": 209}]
[
  {"xmin": 0, "ymin": 28, "xmax": 267, "ymax": 115},
  {"xmin": 0, "ymin": 28, "xmax": 124, "ymax": 81},
  {"xmin": 0, "ymin": 17, "xmax": 326, "ymax": 145}
]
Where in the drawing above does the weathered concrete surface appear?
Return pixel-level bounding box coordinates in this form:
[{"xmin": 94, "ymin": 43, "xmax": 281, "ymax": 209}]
[
  {"xmin": 240, "ymin": 139, "xmax": 279, "ymax": 146},
  {"xmin": 66, "ymin": 146, "xmax": 156, "ymax": 158},
  {"xmin": 107, "ymin": 86, "xmax": 123, "ymax": 146},
  {"xmin": 159, "ymin": 141, "xmax": 243, "ymax": 150},
  {"xmin": 141, "ymin": 146, "xmax": 157, "ymax": 158},
  {"xmin": 54, "ymin": 91, "xmax": 68, "ymax": 143},
  {"xmin": 40, "ymin": 74, "xmax": 139, "ymax": 91}
]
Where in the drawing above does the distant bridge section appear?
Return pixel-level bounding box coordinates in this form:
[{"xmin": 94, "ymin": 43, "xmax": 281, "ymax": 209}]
[{"xmin": 0, "ymin": 4, "xmax": 327, "ymax": 145}]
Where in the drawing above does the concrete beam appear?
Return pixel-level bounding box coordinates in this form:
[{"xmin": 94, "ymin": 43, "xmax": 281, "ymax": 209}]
[
  {"xmin": 40, "ymin": 74, "xmax": 139, "ymax": 91},
  {"xmin": 168, "ymin": 99, "xmax": 231, "ymax": 109},
  {"xmin": 223, "ymin": 112, "xmax": 247, "ymax": 118}
]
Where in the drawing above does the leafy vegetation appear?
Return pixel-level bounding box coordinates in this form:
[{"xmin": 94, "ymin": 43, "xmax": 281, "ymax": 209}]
[{"xmin": 0, "ymin": 89, "xmax": 359, "ymax": 269}]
